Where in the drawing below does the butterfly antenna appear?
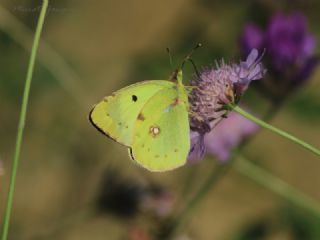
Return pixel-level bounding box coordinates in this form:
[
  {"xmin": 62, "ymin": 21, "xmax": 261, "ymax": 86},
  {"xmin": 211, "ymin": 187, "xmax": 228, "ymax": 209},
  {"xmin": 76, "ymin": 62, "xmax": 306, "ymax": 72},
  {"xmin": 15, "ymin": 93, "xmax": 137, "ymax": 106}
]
[
  {"xmin": 188, "ymin": 58, "xmax": 200, "ymax": 77},
  {"xmin": 166, "ymin": 47, "xmax": 174, "ymax": 71},
  {"xmin": 180, "ymin": 43, "xmax": 202, "ymax": 70}
]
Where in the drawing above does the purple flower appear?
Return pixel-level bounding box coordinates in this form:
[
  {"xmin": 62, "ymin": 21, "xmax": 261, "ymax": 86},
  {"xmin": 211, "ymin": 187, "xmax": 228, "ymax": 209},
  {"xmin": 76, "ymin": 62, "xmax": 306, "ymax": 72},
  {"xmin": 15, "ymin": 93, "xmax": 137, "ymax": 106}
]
[
  {"xmin": 240, "ymin": 12, "xmax": 318, "ymax": 86},
  {"xmin": 267, "ymin": 13, "xmax": 315, "ymax": 71},
  {"xmin": 188, "ymin": 131, "xmax": 206, "ymax": 163},
  {"xmin": 240, "ymin": 23, "xmax": 264, "ymax": 55},
  {"xmin": 188, "ymin": 49, "xmax": 266, "ymax": 161},
  {"xmin": 204, "ymin": 111, "xmax": 259, "ymax": 162}
]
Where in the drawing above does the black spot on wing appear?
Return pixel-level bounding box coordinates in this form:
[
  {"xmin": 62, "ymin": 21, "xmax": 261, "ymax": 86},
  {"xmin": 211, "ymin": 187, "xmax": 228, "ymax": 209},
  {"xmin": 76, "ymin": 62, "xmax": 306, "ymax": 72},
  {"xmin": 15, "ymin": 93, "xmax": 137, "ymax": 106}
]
[{"xmin": 132, "ymin": 95, "xmax": 138, "ymax": 102}]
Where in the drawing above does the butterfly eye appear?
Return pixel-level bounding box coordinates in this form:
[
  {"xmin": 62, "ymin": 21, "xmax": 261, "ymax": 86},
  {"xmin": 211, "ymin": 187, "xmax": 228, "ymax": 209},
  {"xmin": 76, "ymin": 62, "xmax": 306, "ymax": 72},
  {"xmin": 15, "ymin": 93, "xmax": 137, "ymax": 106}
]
[{"xmin": 132, "ymin": 95, "xmax": 138, "ymax": 102}]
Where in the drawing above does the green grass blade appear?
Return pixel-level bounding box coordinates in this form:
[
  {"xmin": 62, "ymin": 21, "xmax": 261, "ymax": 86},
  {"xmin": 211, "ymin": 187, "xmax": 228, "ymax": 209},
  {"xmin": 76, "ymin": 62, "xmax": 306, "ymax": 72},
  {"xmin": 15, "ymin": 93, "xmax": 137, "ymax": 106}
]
[{"xmin": 1, "ymin": 1, "xmax": 49, "ymax": 239}]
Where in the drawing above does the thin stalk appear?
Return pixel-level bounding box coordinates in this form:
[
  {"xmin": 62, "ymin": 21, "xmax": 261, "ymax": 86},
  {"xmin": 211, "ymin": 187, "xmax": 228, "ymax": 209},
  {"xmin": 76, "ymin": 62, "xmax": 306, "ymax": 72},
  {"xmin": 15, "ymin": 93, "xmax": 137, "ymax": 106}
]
[
  {"xmin": 235, "ymin": 156, "xmax": 320, "ymax": 217},
  {"xmin": 1, "ymin": 1, "xmax": 49, "ymax": 239},
  {"xmin": 231, "ymin": 105, "xmax": 320, "ymax": 157}
]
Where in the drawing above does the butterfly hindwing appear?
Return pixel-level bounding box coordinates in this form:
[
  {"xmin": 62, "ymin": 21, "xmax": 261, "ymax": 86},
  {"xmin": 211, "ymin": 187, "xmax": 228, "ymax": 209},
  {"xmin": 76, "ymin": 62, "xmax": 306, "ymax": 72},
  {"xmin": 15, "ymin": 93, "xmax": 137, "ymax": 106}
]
[
  {"xmin": 89, "ymin": 81, "xmax": 174, "ymax": 146},
  {"xmin": 130, "ymin": 87, "xmax": 190, "ymax": 171}
]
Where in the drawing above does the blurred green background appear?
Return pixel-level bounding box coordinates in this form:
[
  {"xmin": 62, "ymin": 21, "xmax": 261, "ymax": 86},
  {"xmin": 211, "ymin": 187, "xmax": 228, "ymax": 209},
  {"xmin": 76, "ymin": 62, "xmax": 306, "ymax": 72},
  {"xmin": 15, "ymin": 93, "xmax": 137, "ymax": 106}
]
[{"xmin": 1, "ymin": 0, "xmax": 320, "ymax": 239}]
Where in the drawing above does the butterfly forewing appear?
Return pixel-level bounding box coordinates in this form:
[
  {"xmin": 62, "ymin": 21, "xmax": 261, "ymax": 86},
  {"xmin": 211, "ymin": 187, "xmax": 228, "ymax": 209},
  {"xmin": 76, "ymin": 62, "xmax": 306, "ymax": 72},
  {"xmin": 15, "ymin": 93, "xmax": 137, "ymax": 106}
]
[{"xmin": 89, "ymin": 81, "xmax": 174, "ymax": 146}]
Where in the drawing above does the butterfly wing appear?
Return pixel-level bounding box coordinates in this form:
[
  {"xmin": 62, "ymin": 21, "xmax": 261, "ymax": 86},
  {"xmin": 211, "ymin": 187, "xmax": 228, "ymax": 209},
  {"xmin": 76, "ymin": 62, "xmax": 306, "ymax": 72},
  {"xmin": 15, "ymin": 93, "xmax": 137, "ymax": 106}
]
[
  {"xmin": 130, "ymin": 87, "xmax": 190, "ymax": 172},
  {"xmin": 89, "ymin": 81, "xmax": 174, "ymax": 146}
]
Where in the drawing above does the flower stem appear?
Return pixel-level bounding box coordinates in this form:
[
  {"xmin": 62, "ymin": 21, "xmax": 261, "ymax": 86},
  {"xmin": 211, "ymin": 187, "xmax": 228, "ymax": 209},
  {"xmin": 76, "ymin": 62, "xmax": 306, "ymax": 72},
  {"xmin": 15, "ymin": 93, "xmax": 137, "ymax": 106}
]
[
  {"xmin": 231, "ymin": 105, "xmax": 320, "ymax": 157},
  {"xmin": 1, "ymin": 1, "xmax": 49, "ymax": 239},
  {"xmin": 235, "ymin": 156, "xmax": 320, "ymax": 217}
]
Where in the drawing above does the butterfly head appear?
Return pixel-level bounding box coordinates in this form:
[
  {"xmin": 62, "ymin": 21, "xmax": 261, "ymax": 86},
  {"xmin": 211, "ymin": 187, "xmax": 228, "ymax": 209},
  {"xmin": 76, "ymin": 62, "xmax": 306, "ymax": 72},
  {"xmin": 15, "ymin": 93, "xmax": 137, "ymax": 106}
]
[
  {"xmin": 169, "ymin": 69, "xmax": 183, "ymax": 85},
  {"xmin": 167, "ymin": 43, "xmax": 201, "ymax": 86}
]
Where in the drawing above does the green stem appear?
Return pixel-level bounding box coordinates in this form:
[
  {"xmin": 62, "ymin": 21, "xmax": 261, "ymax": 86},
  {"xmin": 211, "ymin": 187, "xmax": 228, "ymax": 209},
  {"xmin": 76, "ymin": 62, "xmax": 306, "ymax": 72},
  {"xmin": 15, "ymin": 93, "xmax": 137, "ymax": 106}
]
[
  {"xmin": 231, "ymin": 105, "xmax": 320, "ymax": 157},
  {"xmin": 1, "ymin": 1, "xmax": 49, "ymax": 239},
  {"xmin": 235, "ymin": 156, "xmax": 320, "ymax": 217}
]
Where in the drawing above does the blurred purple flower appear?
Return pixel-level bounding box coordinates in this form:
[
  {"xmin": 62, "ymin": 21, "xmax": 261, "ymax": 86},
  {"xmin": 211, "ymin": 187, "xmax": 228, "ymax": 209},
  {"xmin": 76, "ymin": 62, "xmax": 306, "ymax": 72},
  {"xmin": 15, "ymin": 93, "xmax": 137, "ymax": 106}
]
[
  {"xmin": 188, "ymin": 131, "xmax": 206, "ymax": 162},
  {"xmin": 240, "ymin": 12, "xmax": 318, "ymax": 86},
  {"xmin": 240, "ymin": 23, "xmax": 264, "ymax": 55},
  {"xmin": 204, "ymin": 111, "xmax": 259, "ymax": 162},
  {"xmin": 267, "ymin": 13, "xmax": 316, "ymax": 71},
  {"xmin": 188, "ymin": 49, "xmax": 266, "ymax": 161}
]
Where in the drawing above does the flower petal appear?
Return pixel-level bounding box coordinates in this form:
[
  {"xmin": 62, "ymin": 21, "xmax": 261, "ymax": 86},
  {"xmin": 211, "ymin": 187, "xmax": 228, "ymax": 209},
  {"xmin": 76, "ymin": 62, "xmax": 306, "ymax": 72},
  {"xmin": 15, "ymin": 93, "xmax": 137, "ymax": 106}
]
[{"xmin": 187, "ymin": 131, "xmax": 206, "ymax": 163}]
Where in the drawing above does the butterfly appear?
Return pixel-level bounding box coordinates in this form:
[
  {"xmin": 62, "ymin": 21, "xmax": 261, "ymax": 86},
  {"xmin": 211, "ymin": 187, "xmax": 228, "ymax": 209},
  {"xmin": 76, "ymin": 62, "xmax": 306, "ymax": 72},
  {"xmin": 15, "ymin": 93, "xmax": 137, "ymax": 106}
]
[
  {"xmin": 89, "ymin": 44, "xmax": 202, "ymax": 172},
  {"xmin": 89, "ymin": 69, "xmax": 191, "ymax": 172}
]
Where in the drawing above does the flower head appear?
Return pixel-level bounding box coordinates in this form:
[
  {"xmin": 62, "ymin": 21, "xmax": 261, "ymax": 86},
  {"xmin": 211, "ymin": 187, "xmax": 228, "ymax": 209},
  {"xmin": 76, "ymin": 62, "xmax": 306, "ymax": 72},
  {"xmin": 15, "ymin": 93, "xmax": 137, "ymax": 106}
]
[
  {"xmin": 240, "ymin": 12, "xmax": 318, "ymax": 87},
  {"xmin": 188, "ymin": 49, "xmax": 266, "ymax": 160}
]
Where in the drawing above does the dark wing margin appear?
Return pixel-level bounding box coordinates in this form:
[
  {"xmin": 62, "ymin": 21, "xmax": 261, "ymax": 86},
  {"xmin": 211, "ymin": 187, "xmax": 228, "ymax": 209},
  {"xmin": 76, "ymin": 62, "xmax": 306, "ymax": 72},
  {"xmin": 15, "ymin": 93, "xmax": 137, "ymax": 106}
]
[{"xmin": 88, "ymin": 106, "xmax": 123, "ymax": 145}]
